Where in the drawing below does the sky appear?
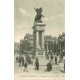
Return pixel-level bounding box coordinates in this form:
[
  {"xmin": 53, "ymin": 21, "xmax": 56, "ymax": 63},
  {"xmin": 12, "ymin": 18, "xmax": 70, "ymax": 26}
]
[{"xmin": 14, "ymin": 0, "xmax": 65, "ymax": 42}]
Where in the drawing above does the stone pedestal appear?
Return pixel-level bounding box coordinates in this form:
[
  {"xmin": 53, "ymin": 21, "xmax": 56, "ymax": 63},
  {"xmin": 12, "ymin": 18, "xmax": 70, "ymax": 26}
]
[{"xmin": 32, "ymin": 22, "xmax": 47, "ymax": 65}]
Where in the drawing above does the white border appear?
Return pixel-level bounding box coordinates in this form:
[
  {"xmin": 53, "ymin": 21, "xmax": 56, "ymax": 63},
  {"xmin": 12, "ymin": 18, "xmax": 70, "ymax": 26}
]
[
  {"xmin": 65, "ymin": 0, "xmax": 80, "ymax": 80},
  {"xmin": 0, "ymin": 0, "xmax": 14, "ymax": 80},
  {"xmin": 0, "ymin": 0, "xmax": 80, "ymax": 80}
]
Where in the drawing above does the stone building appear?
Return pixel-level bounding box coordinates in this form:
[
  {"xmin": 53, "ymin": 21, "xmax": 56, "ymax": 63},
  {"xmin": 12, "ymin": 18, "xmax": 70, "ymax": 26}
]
[
  {"xmin": 20, "ymin": 34, "xmax": 33, "ymax": 54},
  {"xmin": 20, "ymin": 33, "xmax": 65, "ymax": 55}
]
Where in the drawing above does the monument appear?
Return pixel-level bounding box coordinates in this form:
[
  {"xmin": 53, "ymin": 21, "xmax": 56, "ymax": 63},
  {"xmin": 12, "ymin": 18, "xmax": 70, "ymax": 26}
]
[{"xmin": 32, "ymin": 7, "xmax": 46, "ymax": 65}]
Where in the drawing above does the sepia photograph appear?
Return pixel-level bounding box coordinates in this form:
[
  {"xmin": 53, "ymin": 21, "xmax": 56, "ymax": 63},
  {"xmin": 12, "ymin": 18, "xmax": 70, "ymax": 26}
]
[{"xmin": 14, "ymin": 0, "xmax": 65, "ymax": 80}]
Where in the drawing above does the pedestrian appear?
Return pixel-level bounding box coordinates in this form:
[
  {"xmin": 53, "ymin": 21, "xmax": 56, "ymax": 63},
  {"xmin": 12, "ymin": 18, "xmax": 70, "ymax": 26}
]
[
  {"xmin": 19, "ymin": 56, "xmax": 21, "ymax": 67},
  {"xmin": 28, "ymin": 56, "xmax": 31, "ymax": 64},
  {"xmin": 51, "ymin": 54, "xmax": 53, "ymax": 60},
  {"xmin": 24, "ymin": 61, "xmax": 28, "ymax": 72},
  {"xmin": 46, "ymin": 61, "xmax": 52, "ymax": 71},
  {"xmin": 22, "ymin": 57, "xmax": 24, "ymax": 67},
  {"xmin": 35, "ymin": 57, "xmax": 39, "ymax": 70},
  {"xmin": 27, "ymin": 56, "xmax": 30, "ymax": 64},
  {"xmin": 46, "ymin": 61, "xmax": 49, "ymax": 71},
  {"xmin": 55, "ymin": 55, "xmax": 57, "ymax": 64}
]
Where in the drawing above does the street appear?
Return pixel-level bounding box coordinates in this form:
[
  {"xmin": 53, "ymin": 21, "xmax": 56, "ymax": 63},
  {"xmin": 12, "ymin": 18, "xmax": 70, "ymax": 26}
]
[{"xmin": 14, "ymin": 58, "xmax": 64, "ymax": 80}]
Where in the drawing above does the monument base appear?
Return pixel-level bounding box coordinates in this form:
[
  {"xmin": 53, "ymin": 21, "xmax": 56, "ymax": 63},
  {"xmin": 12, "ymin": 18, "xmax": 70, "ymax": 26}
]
[{"xmin": 32, "ymin": 49, "xmax": 47, "ymax": 65}]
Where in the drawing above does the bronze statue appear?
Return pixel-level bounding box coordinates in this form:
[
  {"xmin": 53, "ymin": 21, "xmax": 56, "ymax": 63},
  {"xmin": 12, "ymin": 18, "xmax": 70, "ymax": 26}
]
[{"xmin": 34, "ymin": 7, "xmax": 44, "ymax": 23}]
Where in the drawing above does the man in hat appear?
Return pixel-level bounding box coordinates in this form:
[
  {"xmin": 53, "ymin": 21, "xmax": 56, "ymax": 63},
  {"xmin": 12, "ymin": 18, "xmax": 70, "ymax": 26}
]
[{"xmin": 35, "ymin": 57, "xmax": 39, "ymax": 70}]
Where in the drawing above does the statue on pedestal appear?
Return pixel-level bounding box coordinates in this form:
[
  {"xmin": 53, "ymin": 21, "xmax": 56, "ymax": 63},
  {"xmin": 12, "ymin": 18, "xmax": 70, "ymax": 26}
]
[{"xmin": 34, "ymin": 7, "xmax": 44, "ymax": 23}]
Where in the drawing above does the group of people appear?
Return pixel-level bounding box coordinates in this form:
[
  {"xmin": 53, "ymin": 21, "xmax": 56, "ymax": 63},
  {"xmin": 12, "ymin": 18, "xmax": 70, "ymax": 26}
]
[
  {"xmin": 16, "ymin": 55, "xmax": 32, "ymax": 72},
  {"xmin": 47, "ymin": 52, "xmax": 65, "ymax": 65},
  {"xmin": 35, "ymin": 57, "xmax": 53, "ymax": 72},
  {"xmin": 34, "ymin": 57, "xmax": 53, "ymax": 72},
  {"xmin": 16, "ymin": 56, "xmax": 52, "ymax": 72},
  {"xmin": 46, "ymin": 53, "xmax": 65, "ymax": 72},
  {"xmin": 15, "ymin": 54, "xmax": 65, "ymax": 72},
  {"xmin": 46, "ymin": 54, "xmax": 58, "ymax": 65},
  {"xmin": 16, "ymin": 56, "xmax": 24, "ymax": 66}
]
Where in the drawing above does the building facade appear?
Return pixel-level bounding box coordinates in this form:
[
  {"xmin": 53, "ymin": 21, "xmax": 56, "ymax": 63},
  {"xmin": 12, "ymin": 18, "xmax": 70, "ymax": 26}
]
[{"xmin": 20, "ymin": 33, "xmax": 65, "ymax": 55}]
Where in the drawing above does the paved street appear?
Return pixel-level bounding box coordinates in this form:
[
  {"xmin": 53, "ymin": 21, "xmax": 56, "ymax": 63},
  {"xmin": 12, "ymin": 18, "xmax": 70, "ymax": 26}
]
[{"xmin": 14, "ymin": 59, "xmax": 64, "ymax": 80}]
